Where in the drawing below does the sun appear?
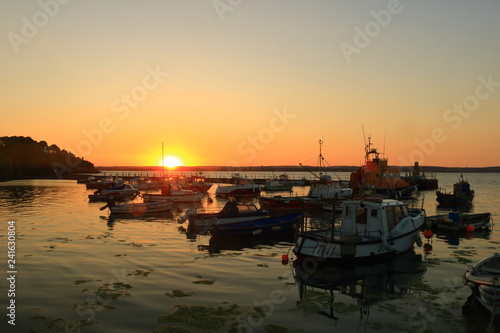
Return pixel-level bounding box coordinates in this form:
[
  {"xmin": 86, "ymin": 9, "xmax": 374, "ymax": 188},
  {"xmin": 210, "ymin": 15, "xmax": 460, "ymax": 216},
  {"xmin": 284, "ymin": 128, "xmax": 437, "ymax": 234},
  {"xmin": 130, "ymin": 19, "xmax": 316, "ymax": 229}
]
[{"xmin": 162, "ymin": 155, "xmax": 182, "ymax": 169}]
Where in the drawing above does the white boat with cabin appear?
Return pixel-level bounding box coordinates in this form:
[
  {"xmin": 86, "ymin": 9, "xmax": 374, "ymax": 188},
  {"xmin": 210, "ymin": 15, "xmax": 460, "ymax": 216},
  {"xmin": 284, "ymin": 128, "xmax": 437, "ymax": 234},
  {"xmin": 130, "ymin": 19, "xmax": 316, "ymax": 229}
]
[
  {"xmin": 293, "ymin": 198, "xmax": 426, "ymax": 262},
  {"xmin": 215, "ymin": 175, "xmax": 263, "ymax": 197},
  {"xmin": 308, "ymin": 174, "xmax": 353, "ymax": 199}
]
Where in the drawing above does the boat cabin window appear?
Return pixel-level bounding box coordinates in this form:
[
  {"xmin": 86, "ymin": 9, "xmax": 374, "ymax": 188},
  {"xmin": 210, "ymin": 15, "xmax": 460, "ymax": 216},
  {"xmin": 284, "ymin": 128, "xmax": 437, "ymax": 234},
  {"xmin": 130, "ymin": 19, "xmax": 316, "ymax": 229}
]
[
  {"xmin": 355, "ymin": 207, "xmax": 367, "ymax": 225},
  {"xmin": 386, "ymin": 205, "xmax": 410, "ymax": 231},
  {"xmin": 345, "ymin": 206, "xmax": 352, "ymax": 217},
  {"xmin": 370, "ymin": 209, "xmax": 378, "ymax": 218},
  {"xmin": 386, "ymin": 206, "xmax": 395, "ymax": 230}
]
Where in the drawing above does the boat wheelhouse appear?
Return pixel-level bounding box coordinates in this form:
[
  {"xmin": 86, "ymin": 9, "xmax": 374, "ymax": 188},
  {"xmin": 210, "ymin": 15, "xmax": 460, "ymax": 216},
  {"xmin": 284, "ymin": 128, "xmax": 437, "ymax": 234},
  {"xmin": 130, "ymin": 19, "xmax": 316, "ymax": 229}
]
[
  {"xmin": 436, "ymin": 175, "xmax": 474, "ymax": 207},
  {"xmin": 308, "ymin": 174, "xmax": 352, "ymax": 199},
  {"xmin": 349, "ymin": 136, "xmax": 417, "ymax": 199}
]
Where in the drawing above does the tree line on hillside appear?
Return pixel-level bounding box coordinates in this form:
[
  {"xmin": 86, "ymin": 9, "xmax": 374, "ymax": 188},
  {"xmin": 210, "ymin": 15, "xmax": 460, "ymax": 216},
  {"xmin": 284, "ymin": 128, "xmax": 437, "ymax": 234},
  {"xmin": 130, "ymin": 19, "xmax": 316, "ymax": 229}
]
[{"xmin": 0, "ymin": 136, "xmax": 97, "ymax": 180}]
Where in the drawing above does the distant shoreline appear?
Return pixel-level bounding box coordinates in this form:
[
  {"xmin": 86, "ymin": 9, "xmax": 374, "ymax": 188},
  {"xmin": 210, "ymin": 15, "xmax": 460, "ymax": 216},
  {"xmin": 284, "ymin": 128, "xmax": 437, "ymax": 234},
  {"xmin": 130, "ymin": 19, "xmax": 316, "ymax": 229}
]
[
  {"xmin": 95, "ymin": 165, "xmax": 500, "ymax": 173},
  {"xmin": 2, "ymin": 165, "xmax": 499, "ymax": 183}
]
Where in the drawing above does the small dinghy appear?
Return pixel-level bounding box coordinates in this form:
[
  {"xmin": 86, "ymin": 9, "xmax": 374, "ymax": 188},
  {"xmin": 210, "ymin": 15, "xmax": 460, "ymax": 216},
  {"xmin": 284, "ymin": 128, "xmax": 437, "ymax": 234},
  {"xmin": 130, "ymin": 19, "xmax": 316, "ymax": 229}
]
[
  {"xmin": 426, "ymin": 212, "xmax": 492, "ymax": 232},
  {"xmin": 209, "ymin": 212, "xmax": 302, "ymax": 238},
  {"xmin": 463, "ymin": 253, "xmax": 500, "ymax": 316},
  {"xmin": 102, "ymin": 200, "xmax": 174, "ymax": 215}
]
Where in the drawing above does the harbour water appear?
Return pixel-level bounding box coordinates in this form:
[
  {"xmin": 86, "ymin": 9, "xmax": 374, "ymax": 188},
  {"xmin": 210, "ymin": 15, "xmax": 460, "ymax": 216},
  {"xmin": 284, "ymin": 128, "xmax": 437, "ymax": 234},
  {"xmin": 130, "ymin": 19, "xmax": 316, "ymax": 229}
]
[{"xmin": 1, "ymin": 172, "xmax": 500, "ymax": 333}]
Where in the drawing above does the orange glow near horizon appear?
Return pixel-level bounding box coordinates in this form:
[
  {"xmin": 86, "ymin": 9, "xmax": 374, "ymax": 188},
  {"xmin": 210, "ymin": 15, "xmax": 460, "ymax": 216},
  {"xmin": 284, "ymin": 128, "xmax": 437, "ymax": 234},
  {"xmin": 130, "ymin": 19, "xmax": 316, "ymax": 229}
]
[{"xmin": 2, "ymin": 2, "xmax": 500, "ymax": 168}]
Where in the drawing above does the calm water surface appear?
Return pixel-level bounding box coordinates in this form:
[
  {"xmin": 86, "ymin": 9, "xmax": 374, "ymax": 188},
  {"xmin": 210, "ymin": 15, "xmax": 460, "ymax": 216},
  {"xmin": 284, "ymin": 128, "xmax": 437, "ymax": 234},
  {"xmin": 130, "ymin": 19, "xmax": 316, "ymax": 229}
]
[{"xmin": 1, "ymin": 172, "xmax": 500, "ymax": 333}]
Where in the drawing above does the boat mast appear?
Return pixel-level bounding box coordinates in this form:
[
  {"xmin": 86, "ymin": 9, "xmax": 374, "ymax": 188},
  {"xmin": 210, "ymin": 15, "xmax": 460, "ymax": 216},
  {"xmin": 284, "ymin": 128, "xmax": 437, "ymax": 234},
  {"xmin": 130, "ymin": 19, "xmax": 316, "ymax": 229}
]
[
  {"xmin": 318, "ymin": 139, "xmax": 324, "ymax": 177},
  {"xmin": 299, "ymin": 139, "xmax": 324, "ymax": 180},
  {"xmin": 161, "ymin": 142, "xmax": 165, "ymax": 178}
]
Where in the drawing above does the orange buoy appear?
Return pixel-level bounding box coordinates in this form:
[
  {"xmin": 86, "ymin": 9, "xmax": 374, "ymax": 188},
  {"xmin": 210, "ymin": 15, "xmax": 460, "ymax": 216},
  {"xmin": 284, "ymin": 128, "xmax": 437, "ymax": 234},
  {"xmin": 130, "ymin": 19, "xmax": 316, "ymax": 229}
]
[
  {"xmin": 423, "ymin": 229, "xmax": 433, "ymax": 239},
  {"xmin": 466, "ymin": 224, "xmax": 475, "ymax": 232}
]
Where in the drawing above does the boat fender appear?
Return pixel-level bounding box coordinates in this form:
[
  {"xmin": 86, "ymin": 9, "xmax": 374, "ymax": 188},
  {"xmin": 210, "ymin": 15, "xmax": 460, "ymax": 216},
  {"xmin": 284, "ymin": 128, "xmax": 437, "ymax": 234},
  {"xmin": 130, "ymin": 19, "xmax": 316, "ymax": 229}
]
[
  {"xmin": 252, "ymin": 229, "xmax": 263, "ymax": 236},
  {"xmin": 414, "ymin": 233, "xmax": 423, "ymax": 247},
  {"xmin": 381, "ymin": 236, "xmax": 395, "ymax": 251},
  {"xmin": 271, "ymin": 226, "xmax": 281, "ymax": 231}
]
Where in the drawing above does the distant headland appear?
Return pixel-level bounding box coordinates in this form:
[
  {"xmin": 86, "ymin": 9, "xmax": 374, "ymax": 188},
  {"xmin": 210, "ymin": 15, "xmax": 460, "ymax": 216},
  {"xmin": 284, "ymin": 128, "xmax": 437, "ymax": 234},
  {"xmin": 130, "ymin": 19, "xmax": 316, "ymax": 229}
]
[{"xmin": 0, "ymin": 136, "xmax": 98, "ymax": 181}]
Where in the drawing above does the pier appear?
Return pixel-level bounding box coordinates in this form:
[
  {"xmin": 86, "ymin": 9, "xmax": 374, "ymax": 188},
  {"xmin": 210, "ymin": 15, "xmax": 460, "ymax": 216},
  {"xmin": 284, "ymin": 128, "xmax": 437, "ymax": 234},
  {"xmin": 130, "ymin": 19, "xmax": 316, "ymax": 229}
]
[{"xmin": 71, "ymin": 171, "xmax": 317, "ymax": 186}]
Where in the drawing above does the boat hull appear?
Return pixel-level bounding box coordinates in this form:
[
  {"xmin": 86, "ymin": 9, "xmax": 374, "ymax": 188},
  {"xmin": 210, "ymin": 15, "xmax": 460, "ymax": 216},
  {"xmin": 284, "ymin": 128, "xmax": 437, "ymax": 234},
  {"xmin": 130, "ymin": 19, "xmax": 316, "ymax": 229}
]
[
  {"xmin": 259, "ymin": 197, "xmax": 323, "ymax": 213},
  {"xmin": 142, "ymin": 193, "xmax": 203, "ymax": 203},
  {"xmin": 110, "ymin": 200, "xmax": 174, "ymax": 214},
  {"xmin": 88, "ymin": 193, "xmax": 137, "ymax": 202},
  {"xmin": 426, "ymin": 212, "xmax": 491, "ymax": 232},
  {"xmin": 215, "ymin": 187, "xmax": 262, "ymax": 197},
  {"xmin": 436, "ymin": 196, "xmax": 474, "ymax": 206},
  {"xmin": 190, "ymin": 213, "xmax": 269, "ymax": 227},
  {"xmin": 210, "ymin": 212, "xmax": 302, "ymax": 237}
]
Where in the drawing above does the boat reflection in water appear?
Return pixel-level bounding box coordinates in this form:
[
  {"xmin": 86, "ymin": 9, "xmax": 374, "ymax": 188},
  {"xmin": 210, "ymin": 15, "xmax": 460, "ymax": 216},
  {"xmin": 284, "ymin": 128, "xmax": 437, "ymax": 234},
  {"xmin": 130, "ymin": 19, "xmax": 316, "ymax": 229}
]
[
  {"xmin": 202, "ymin": 231, "xmax": 297, "ymax": 254},
  {"xmin": 293, "ymin": 250, "xmax": 426, "ymax": 324},
  {"xmin": 103, "ymin": 211, "xmax": 174, "ymax": 229}
]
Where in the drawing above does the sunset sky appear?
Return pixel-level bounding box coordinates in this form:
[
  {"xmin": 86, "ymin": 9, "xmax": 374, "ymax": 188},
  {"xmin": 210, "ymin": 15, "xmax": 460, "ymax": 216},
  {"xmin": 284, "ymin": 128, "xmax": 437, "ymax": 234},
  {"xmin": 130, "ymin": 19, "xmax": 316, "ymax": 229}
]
[{"xmin": 2, "ymin": 1, "xmax": 499, "ymax": 167}]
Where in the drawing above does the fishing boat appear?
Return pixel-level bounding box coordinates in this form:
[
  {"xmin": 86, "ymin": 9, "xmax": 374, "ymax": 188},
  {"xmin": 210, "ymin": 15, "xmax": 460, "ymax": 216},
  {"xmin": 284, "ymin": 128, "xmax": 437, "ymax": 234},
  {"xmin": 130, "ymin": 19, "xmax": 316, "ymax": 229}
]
[
  {"xmin": 209, "ymin": 212, "xmax": 302, "ymax": 237},
  {"xmin": 293, "ymin": 198, "xmax": 426, "ymax": 262},
  {"xmin": 260, "ymin": 140, "xmax": 352, "ymax": 213},
  {"xmin": 102, "ymin": 200, "xmax": 174, "ymax": 214},
  {"xmin": 178, "ymin": 198, "xmax": 269, "ymax": 227},
  {"xmin": 463, "ymin": 253, "xmax": 500, "ymax": 316},
  {"xmin": 85, "ymin": 176, "xmax": 125, "ymax": 190},
  {"xmin": 425, "ymin": 212, "xmax": 492, "ymax": 232},
  {"xmin": 277, "ymin": 173, "xmax": 306, "ymax": 186},
  {"xmin": 101, "ymin": 183, "xmax": 139, "ymax": 195},
  {"xmin": 308, "ymin": 174, "xmax": 353, "ymax": 200},
  {"xmin": 262, "ymin": 180, "xmax": 294, "ymax": 192},
  {"xmin": 88, "ymin": 183, "xmax": 139, "ymax": 202},
  {"xmin": 129, "ymin": 177, "xmax": 161, "ymax": 190},
  {"xmin": 260, "ymin": 175, "xmax": 352, "ymax": 213},
  {"xmin": 142, "ymin": 184, "xmax": 203, "ymax": 203},
  {"xmin": 436, "ymin": 175, "xmax": 475, "ymax": 207},
  {"xmin": 168, "ymin": 175, "xmax": 213, "ymax": 193},
  {"xmin": 349, "ymin": 135, "xmax": 417, "ymax": 199},
  {"xmin": 215, "ymin": 174, "xmax": 263, "ymax": 197}
]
